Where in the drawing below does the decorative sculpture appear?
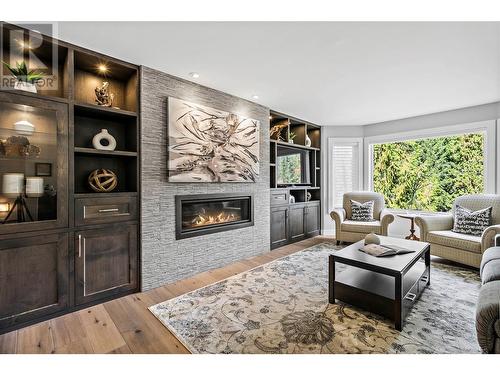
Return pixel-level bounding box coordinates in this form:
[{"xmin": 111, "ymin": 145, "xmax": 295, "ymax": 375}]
[
  {"xmin": 269, "ymin": 119, "xmax": 289, "ymax": 141},
  {"xmin": 2, "ymin": 136, "xmax": 40, "ymax": 158},
  {"xmin": 95, "ymin": 81, "xmax": 114, "ymax": 107},
  {"xmin": 88, "ymin": 168, "xmax": 118, "ymax": 192}
]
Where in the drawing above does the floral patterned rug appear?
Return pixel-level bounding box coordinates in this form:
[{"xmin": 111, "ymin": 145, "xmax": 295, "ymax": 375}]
[{"xmin": 149, "ymin": 241, "xmax": 482, "ymax": 354}]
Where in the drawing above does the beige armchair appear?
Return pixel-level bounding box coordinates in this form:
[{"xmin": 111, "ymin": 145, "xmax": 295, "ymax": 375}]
[
  {"xmin": 415, "ymin": 194, "xmax": 500, "ymax": 268},
  {"xmin": 330, "ymin": 192, "xmax": 395, "ymax": 245}
]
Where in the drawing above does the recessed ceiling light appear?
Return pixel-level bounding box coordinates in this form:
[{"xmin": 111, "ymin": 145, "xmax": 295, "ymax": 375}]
[
  {"xmin": 189, "ymin": 72, "xmax": 200, "ymax": 79},
  {"xmin": 252, "ymin": 95, "xmax": 259, "ymax": 100}
]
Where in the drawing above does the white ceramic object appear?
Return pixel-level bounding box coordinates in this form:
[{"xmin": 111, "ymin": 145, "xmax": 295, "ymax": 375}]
[
  {"xmin": 305, "ymin": 134, "xmax": 312, "ymax": 147},
  {"xmin": 14, "ymin": 120, "xmax": 35, "ymax": 135},
  {"xmin": 2, "ymin": 173, "xmax": 24, "ymax": 197},
  {"xmin": 365, "ymin": 232, "xmax": 381, "ymax": 245},
  {"xmin": 26, "ymin": 177, "xmax": 44, "ymax": 197},
  {"xmin": 289, "ymin": 195, "xmax": 295, "ymax": 204},
  {"xmin": 14, "ymin": 81, "xmax": 37, "ymax": 93},
  {"xmin": 92, "ymin": 129, "xmax": 117, "ymax": 151}
]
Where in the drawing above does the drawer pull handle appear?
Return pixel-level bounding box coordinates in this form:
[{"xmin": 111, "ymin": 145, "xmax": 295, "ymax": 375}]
[
  {"xmin": 404, "ymin": 292, "xmax": 417, "ymax": 302},
  {"xmin": 98, "ymin": 208, "xmax": 120, "ymax": 213},
  {"xmin": 420, "ymin": 275, "xmax": 429, "ymax": 282},
  {"xmin": 78, "ymin": 234, "xmax": 83, "ymax": 258}
]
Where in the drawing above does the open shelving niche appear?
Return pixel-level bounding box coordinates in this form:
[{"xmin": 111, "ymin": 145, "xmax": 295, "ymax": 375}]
[
  {"xmin": 72, "ymin": 50, "xmax": 139, "ymax": 195},
  {"xmin": 269, "ymin": 110, "xmax": 322, "ymax": 197}
]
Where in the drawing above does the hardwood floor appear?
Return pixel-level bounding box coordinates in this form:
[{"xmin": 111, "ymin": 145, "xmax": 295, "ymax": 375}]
[{"xmin": 0, "ymin": 236, "xmax": 333, "ymax": 354}]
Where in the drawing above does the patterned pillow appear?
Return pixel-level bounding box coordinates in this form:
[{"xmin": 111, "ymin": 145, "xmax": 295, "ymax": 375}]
[
  {"xmin": 350, "ymin": 200, "xmax": 375, "ymax": 221},
  {"xmin": 452, "ymin": 205, "xmax": 492, "ymax": 236}
]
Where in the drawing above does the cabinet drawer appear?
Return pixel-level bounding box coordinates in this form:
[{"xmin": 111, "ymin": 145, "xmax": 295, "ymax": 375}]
[
  {"xmin": 75, "ymin": 196, "xmax": 137, "ymax": 226},
  {"xmin": 271, "ymin": 190, "xmax": 289, "ymax": 206}
]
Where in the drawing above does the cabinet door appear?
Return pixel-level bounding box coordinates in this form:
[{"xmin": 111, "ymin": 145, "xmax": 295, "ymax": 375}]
[
  {"xmin": 0, "ymin": 233, "xmax": 69, "ymax": 331},
  {"xmin": 305, "ymin": 203, "xmax": 320, "ymax": 237},
  {"xmin": 271, "ymin": 206, "xmax": 288, "ymax": 249},
  {"xmin": 0, "ymin": 92, "xmax": 69, "ymax": 235},
  {"xmin": 289, "ymin": 205, "xmax": 306, "ymax": 241},
  {"xmin": 75, "ymin": 224, "xmax": 137, "ymax": 305}
]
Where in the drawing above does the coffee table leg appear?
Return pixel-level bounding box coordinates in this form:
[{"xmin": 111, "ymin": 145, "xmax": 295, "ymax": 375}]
[
  {"xmin": 425, "ymin": 247, "xmax": 431, "ymax": 285},
  {"xmin": 394, "ymin": 273, "xmax": 403, "ymax": 331},
  {"xmin": 329, "ymin": 255, "xmax": 335, "ymax": 303}
]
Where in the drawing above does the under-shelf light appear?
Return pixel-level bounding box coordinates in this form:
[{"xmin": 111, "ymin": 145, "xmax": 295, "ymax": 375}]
[
  {"xmin": 97, "ymin": 64, "xmax": 109, "ymax": 74},
  {"xmin": 0, "ymin": 203, "xmax": 10, "ymax": 213}
]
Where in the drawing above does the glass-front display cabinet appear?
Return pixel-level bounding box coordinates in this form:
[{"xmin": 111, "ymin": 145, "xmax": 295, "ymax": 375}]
[{"xmin": 0, "ymin": 92, "xmax": 68, "ymax": 234}]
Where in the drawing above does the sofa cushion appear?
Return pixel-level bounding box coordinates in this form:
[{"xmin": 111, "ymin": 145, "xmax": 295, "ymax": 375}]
[
  {"xmin": 453, "ymin": 205, "xmax": 492, "ymax": 236},
  {"xmin": 480, "ymin": 247, "xmax": 500, "ymax": 284},
  {"xmin": 341, "ymin": 220, "xmax": 381, "ymax": 234},
  {"xmin": 427, "ymin": 230, "xmax": 481, "ymax": 253},
  {"xmin": 350, "ymin": 200, "xmax": 375, "ymax": 221}
]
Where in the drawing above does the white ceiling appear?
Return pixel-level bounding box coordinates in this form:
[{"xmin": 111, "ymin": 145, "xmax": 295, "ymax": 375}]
[{"xmin": 53, "ymin": 22, "xmax": 500, "ymax": 126}]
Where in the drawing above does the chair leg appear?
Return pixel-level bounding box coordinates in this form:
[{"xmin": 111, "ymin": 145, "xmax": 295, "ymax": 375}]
[{"xmin": 336, "ymin": 240, "xmax": 341, "ymax": 246}]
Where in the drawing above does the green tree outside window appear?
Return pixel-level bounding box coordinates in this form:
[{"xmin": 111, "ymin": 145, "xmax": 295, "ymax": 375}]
[{"xmin": 372, "ymin": 133, "xmax": 484, "ymax": 212}]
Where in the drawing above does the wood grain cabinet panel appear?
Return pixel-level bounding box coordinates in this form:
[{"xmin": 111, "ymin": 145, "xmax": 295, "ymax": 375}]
[
  {"xmin": 270, "ymin": 206, "xmax": 289, "ymax": 249},
  {"xmin": 305, "ymin": 202, "xmax": 320, "ymax": 237},
  {"xmin": 75, "ymin": 224, "xmax": 137, "ymax": 305},
  {"xmin": 289, "ymin": 205, "xmax": 306, "ymax": 241},
  {"xmin": 0, "ymin": 233, "xmax": 69, "ymax": 330}
]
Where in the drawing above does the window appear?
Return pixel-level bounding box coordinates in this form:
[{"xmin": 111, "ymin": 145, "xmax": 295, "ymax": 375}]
[
  {"xmin": 371, "ymin": 132, "xmax": 486, "ymax": 212},
  {"xmin": 328, "ymin": 138, "xmax": 363, "ymax": 208}
]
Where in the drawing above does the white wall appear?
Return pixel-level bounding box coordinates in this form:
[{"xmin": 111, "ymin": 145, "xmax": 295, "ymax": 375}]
[{"xmin": 322, "ymin": 101, "xmax": 500, "ymax": 238}]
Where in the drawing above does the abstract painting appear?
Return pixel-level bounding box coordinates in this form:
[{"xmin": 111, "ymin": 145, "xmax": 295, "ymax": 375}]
[{"xmin": 167, "ymin": 97, "xmax": 260, "ymax": 182}]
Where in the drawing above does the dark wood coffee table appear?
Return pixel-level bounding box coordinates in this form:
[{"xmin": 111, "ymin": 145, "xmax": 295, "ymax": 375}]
[{"xmin": 328, "ymin": 236, "xmax": 430, "ymax": 331}]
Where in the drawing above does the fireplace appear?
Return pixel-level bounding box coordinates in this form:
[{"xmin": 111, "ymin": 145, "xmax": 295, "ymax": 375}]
[{"xmin": 175, "ymin": 193, "xmax": 254, "ymax": 239}]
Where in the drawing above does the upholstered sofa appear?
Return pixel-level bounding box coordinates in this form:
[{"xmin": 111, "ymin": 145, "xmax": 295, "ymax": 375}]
[
  {"xmin": 330, "ymin": 192, "xmax": 394, "ymax": 245},
  {"xmin": 476, "ymin": 235, "xmax": 500, "ymax": 353},
  {"xmin": 415, "ymin": 194, "xmax": 500, "ymax": 268}
]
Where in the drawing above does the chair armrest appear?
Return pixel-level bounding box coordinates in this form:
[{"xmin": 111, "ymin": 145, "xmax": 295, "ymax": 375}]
[
  {"xmin": 330, "ymin": 208, "xmax": 346, "ymax": 223},
  {"xmin": 415, "ymin": 214, "xmax": 453, "ymax": 242},
  {"xmin": 380, "ymin": 209, "xmax": 394, "ymax": 236},
  {"xmin": 482, "ymin": 225, "xmax": 500, "ymax": 252},
  {"xmin": 330, "ymin": 208, "xmax": 346, "ymax": 239}
]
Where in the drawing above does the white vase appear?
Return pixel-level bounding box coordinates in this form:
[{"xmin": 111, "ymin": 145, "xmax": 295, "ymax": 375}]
[
  {"xmin": 305, "ymin": 135, "xmax": 312, "ymax": 147},
  {"xmin": 14, "ymin": 81, "xmax": 37, "ymax": 93},
  {"xmin": 92, "ymin": 129, "xmax": 117, "ymax": 151},
  {"xmin": 14, "ymin": 120, "xmax": 36, "ymax": 135}
]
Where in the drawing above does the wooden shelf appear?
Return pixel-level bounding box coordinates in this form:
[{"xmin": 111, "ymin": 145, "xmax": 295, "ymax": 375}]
[
  {"xmin": 0, "ymin": 89, "xmax": 70, "ymax": 105},
  {"xmin": 270, "ymin": 139, "xmax": 320, "ymax": 151},
  {"xmin": 74, "ymin": 147, "xmax": 137, "ymax": 157},
  {"xmin": 74, "ymin": 102, "xmax": 137, "ymax": 119}
]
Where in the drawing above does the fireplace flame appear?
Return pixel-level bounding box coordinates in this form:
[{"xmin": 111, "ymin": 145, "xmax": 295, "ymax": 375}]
[{"xmin": 192, "ymin": 211, "xmax": 238, "ymax": 226}]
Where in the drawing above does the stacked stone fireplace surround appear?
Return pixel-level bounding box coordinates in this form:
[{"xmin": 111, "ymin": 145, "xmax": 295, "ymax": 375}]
[{"xmin": 140, "ymin": 66, "xmax": 270, "ymax": 291}]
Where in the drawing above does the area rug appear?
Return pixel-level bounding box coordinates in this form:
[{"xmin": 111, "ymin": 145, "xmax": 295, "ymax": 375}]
[{"xmin": 149, "ymin": 241, "xmax": 482, "ymax": 354}]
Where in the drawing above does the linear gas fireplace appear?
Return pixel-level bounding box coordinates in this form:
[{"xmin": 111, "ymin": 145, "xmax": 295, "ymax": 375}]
[{"xmin": 175, "ymin": 193, "xmax": 254, "ymax": 239}]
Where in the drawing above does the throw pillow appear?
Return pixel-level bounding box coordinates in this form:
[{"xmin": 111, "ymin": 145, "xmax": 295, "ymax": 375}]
[
  {"xmin": 350, "ymin": 200, "xmax": 375, "ymax": 221},
  {"xmin": 452, "ymin": 205, "xmax": 492, "ymax": 236}
]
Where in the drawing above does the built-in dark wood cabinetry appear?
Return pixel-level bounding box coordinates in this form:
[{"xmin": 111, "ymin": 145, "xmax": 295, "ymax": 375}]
[
  {"xmin": 269, "ymin": 110, "xmax": 321, "ymax": 249},
  {"xmin": 0, "ymin": 233, "xmax": 69, "ymax": 330},
  {"xmin": 0, "ymin": 22, "xmax": 140, "ymax": 333},
  {"xmin": 74, "ymin": 224, "xmax": 137, "ymax": 305}
]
